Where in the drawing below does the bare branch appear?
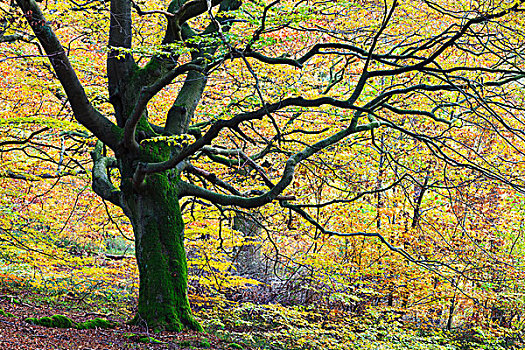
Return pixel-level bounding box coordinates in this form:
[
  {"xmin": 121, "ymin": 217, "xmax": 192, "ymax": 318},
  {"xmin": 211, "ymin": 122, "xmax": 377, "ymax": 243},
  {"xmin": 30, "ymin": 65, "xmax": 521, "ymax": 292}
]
[
  {"xmin": 185, "ymin": 163, "xmax": 243, "ymax": 196},
  {"xmin": 202, "ymin": 146, "xmax": 275, "ymax": 188},
  {"xmin": 131, "ymin": 0, "xmax": 174, "ymax": 18}
]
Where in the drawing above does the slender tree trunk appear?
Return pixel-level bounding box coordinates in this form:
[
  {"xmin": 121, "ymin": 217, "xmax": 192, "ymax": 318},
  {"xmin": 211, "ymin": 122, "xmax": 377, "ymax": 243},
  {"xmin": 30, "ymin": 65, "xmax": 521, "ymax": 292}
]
[
  {"xmin": 412, "ymin": 172, "xmax": 429, "ymax": 228},
  {"xmin": 122, "ymin": 173, "xmax": 201, "ymax": 331}
]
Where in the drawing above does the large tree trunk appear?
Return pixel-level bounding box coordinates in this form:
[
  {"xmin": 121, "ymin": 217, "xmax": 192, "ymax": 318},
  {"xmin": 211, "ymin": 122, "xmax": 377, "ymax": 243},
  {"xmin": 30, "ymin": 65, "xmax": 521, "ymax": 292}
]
[{"xmin": 122, "ymin": 173, "xmax": 201, "ymax": 331}]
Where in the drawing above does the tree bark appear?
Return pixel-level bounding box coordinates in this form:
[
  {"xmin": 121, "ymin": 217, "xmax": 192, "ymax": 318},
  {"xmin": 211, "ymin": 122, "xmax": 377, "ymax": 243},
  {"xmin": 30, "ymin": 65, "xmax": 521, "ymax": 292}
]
[{"xmin": 122, "ymin": 173, "xmax": 202, "ymax": 331}]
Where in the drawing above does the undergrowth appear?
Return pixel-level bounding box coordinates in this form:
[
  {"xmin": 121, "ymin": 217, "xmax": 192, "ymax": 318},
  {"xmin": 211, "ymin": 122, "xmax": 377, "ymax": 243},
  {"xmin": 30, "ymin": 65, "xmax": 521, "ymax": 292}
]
[
  {"xmin": 1, "ymin": 278, "xmax": 524, "ymax": 350},
  {"xmin": 1, "ymin": 261, "xmax": 524, "ymax": 349},
  {"xmin": 196, "ymin": 302, "xmax": 524, "ymax": 350}
]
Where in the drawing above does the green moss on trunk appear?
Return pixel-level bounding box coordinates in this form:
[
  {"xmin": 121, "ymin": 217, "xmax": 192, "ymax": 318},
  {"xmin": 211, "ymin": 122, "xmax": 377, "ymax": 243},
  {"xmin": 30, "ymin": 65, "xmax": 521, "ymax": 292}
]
[{"xmin": 125, "ymin": 172, "xmax": 201, "ymax": 332}]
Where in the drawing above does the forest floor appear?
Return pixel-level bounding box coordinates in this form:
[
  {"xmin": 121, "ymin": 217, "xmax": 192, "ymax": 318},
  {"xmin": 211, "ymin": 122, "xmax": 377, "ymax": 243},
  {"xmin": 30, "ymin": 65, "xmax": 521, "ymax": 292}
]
[
  {"xmin": 0, "ymin": 294, "xmax": 206, "ymax": 350},
  {"xmin": 0, "ymin": 287, "xmax": 523, "ymax": 350},
  {"xmin": 0, "ymin": 285, "xmax": 238, "ymax": 350}
]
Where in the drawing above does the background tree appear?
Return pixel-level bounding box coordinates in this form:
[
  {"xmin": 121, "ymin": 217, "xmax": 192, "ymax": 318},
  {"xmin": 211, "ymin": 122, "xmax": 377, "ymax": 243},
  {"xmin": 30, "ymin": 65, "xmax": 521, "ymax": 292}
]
[{"xmin": 8, "ymin": 0, "xmax": 525, "ymax": 331}]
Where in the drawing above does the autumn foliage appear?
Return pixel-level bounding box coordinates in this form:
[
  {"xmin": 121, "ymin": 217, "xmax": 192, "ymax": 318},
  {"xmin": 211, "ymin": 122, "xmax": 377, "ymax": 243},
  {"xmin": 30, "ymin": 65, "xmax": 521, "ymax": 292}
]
[{"xmin": 1, "ymin": 0, "xmax": 525, "ymax": 348}]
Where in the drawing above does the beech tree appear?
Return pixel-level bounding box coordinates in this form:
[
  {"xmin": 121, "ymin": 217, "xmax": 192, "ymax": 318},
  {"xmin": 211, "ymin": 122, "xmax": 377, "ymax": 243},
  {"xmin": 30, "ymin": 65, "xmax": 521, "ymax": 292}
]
[{"xmin": 10, "ymin": 0, "xmax": 525, "ymax": 330}]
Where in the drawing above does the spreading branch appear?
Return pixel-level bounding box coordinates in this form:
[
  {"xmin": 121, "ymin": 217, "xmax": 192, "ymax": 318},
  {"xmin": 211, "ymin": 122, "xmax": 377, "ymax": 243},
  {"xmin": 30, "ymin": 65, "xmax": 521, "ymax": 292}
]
[{"xmin": 15, "ymin": 0, "xmax": 122, "ymax": 150}]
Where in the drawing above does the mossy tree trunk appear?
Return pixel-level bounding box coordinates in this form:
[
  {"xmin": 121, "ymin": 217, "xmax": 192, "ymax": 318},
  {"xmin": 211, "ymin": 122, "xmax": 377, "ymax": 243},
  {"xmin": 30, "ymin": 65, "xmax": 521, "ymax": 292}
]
[
  {"xmin": 122, "ymin": 172, "xmax": 201, "ymax": 331},
  {"xmin": 91, "ymin": 134, "xmax": 204, "ymax": 331}
]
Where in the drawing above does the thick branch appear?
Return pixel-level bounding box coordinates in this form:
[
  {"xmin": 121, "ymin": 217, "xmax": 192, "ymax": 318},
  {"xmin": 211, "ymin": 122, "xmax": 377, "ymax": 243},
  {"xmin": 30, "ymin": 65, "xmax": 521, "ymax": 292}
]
[
  {"xmin": 15, "ymin": 0, "xmax": 121, "ymax": 150},
  {"xmin": 178, "ymin": 121, "xmax": 379, "ymax": 206},
  {"xmin": 107, "ymin": 0, "xmax": 135, "ymax": 127},
  {"xmin": 0, "ymin": 33, "xmax": 34, "ymax": 43},
  {"xmin": 164, "ymin": 0, "xmax": 223, "ymax": 43},
  {"xmin": 90, "ymin": 142, "xmax": 121, "ymax": 207},
  {"xmin": 383, "ymin": 103, "xmax": 452, "ymax": 125},
  {"xmin": 165, "ymin": 0, "xmax": 241, "ymax": 134},
  {"xmin": 297, "ymin": 174, "xmax": 409, "ymax": 209},
  {"xmin": 185, "ymin": 164, "xmax": 243, "ymax": 196},
  {"xmin": 368, "ymin": 2, "xmax": 525, "ymax": 78},
  {"xmin": 174, "ymin": 0, "xmax": 223, "ymax": 27},
  {"xmin": 236, "ymin": 50, "xmax": 303, "ymax": 68},
  {"xmin": 131, "ymin": 0, "xmax": 174, "ymax": 18},
  {"xmin": 201, "ymin": 146, "xmax": 275, "ymax": 188},
  {"xmin": 2, "ymin": 170, "xmax": 86, "ymax": 180},
  {"xmin": 245, "ymin": 0, "xmax": 280, "ymax": 51},
  {"xmin": 280, "ymin": 200, "xmax": 430, "ymax": 266},
  {"xmin": 122, "ymin": 62, "xmax": 206, "ymax": 151},
  {"xmin": 141, "ymin": 96, "xmax": 360, "ymax": 177},
  {"xmin": 0, "ymin": 127, "xmax": 49, "ymax": 147}
]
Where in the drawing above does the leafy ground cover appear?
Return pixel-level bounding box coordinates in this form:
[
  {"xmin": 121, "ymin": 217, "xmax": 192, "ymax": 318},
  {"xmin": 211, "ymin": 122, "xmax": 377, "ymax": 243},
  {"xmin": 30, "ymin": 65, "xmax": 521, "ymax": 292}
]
[{"xmin": 0, "ymin": 285, "xmax": 523, "ymax": 350}]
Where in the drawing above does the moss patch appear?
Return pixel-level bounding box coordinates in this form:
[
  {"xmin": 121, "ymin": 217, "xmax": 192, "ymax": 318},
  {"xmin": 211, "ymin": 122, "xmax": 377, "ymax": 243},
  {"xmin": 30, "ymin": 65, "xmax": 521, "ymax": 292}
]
[
  {"xmin": 139, "ymin": 336, "xmax": 163, "ymax": 344},
  {"xmin": 123, "ymin": 333, "xmax": 164, "ymax": 344},
  {"xmin": 26, "ymin": 315, "xmax": 74, "ymax": 328},
  {"xmin": 76, "ymin": 317, "xmax": 116, "ymax": 329},
  {"xmin": 199, "ymin": 338, "xmax": 211, "ymax": 348},
  {"xmin": 25, "ymin": 315, "xmax": 116, "ymax": 330},
  {"xmin": 176, "ymin": 338, "xmax": 211, "ymax": 348},
  {"xmin": 0, "ymin": 309, "xmax": 14, "ymax": 317}
]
